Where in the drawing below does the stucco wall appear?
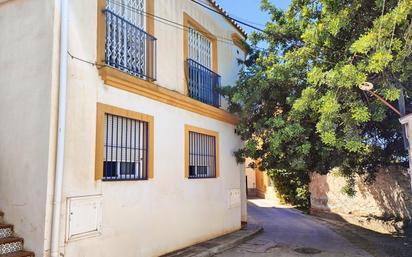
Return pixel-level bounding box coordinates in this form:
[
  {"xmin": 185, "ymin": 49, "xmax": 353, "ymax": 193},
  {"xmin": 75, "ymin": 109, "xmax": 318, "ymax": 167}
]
[
  {"xmin": 310, "ymin": 168, "xmax": 412, "ymax": 220},
  {"xmin": 155, "ymin": 0, "xmax": 245, "ymax": 94},
  {"xmin": 0, "ymin": 0, "xmax": 55, "ymax": 256},
  {"xmin": 55, "ymin": 1, "xmax": 245, "ymax": 256}
]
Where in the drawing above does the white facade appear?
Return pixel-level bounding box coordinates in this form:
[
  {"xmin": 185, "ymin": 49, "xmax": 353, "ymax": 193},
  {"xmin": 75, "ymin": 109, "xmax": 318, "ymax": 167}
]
[
  {"xmin": 399, "ymin": 114, "xmax": 412, "ymax": 192},
  {"xmin": 0, "ymin": 0, "xmax": 247, "ymax": 257}
]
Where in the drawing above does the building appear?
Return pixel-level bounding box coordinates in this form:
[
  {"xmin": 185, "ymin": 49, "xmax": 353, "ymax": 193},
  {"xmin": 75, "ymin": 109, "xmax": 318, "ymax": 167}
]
[
  {"xmin": 399, "ymin": 114, "xmax": 412, "ymax": 192},
  {"xmin": 245, "ymin": 159, "xmax": 276, "ymax": 199},
  {"xmin": 0, "ymin": 0, "xmax": 248, "ymax": 256}
]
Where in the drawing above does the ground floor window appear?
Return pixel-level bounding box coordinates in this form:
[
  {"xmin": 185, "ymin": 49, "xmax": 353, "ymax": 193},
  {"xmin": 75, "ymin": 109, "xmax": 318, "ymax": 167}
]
[
  {"xmin": 185, "ymin": 125, "xmax": 219, "ymax": 179},
  {"xmin": 95, "ymin": 103, "xmax": 154, "ymax": 181}
]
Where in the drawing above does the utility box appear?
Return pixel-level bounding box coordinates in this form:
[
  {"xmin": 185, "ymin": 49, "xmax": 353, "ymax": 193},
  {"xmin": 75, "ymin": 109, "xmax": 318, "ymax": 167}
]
[{"xmin": 66, "ymin": 195, "xmax": 102, "ymax": 241}]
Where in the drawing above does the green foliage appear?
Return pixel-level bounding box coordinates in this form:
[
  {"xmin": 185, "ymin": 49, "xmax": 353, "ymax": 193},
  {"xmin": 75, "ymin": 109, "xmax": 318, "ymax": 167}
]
[
  {"xmin": 267, "ymin": 169, "xmax": 310, "ymax": 209},
  {"xmin": 224, "ymin": 0, "xmax": 411, "ymax": 208}
]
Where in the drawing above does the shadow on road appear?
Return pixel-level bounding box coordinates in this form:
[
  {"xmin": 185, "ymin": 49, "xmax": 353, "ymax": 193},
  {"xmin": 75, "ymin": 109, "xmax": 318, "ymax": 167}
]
[
  {"xmin": 312, "ymin": 211, "xmax": 412, "ymax": 257},
  {"xmin": 247, "ymin": 197, "xmax": 412, "ymax": 257}
]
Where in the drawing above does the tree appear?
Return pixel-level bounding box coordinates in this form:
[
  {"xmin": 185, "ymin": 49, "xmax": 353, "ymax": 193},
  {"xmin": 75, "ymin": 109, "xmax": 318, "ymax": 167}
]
[{"xmin": 224, "ymin": 0, "xmax": 412, "ymax": 208}]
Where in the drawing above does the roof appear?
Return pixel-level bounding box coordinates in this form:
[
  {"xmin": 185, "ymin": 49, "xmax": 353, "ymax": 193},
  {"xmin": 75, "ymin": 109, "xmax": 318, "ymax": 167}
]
[{"xmin": 205, "ymin": 0, "xmax": 248, "ymax": 38}]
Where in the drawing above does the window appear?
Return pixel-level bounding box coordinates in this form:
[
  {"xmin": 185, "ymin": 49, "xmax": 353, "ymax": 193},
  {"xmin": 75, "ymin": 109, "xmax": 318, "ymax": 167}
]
[
  {"xmin": 106, "ymin": 0, "xmax": 146, "ymax": 29},
  {"xmin": 95, "ymin": 103, "xmax": 154, "ymax": 181},
  {"xmin": 231, "ymin": 33, "xmax": 246, "ymax": 61},
  {"xmin": 188, "ymin": 28, "xmax": 212, "ymax": 69},
  {"xmin": 184, "ymin": 125, "xmax": 219, "ymax": 179},
  {"xmin": 97, "ymin": 0, "xmax": 156, "ymax": 80},
  {"xmin": 183, "ymin": 13, "xmax": 220, "ymax": 108}
]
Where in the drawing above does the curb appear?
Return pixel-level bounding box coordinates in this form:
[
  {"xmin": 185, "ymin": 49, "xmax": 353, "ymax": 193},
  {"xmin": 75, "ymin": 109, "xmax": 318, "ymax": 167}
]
[{"xmin": 162, "ymin": 225, "xmax": 263, "ymax": 257}]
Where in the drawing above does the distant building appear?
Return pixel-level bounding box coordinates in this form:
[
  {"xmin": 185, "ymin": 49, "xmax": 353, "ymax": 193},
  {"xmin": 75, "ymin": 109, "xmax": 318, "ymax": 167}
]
[{"xmin": 245, "ymin": 159, "xmax": 277, "ymax": 199}]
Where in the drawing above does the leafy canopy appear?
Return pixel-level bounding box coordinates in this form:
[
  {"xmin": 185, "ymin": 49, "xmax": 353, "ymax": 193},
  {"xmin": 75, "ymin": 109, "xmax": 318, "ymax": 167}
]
[{"xmin": 224, "ymin": 0, "xmax": 412, "ymax": 207}]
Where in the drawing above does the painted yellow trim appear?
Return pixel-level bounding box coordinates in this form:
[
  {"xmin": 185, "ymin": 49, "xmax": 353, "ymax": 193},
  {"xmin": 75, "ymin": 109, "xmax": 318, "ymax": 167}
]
[
  {"xmin": 96, "ymin": 4, "xmax": 238, "ymax": 125},
  {"xmin": 95, "ymin": 103, "xmax": 154, "ymax": 180},
  {"xmin": 96, "ymin": 0, "xmax": 106, "ymax": 66},
  {"xmin": 205, "ymin": 0, "xmax": 247, "ymax": 39},
  {"xmin": 231, "ymin": 33, "xmax": 247, "ymax": 60},
  {"xmin": 183, "ymin": 12, "xmax": 218, "ymax": 95},
  {"xmin": 97, "ymin": 0, "xmax": 155, "ymax": 67},
  {"xmin": 146, "ymin": 0, "xmax": 155, "ymax": 36},
  {"xmin": 184, "ymin": 125, "xmax": 220, "ymax": 178},
  {"xmin": 99, "ymin": 66, "xmax": 239, "ymax": 124}
]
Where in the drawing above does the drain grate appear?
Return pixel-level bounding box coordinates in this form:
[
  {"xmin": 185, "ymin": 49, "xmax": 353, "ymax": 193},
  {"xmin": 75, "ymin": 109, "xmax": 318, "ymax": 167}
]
[{"xmin": 294, "ymin": 247, "xmax": 322, "ymax": 254}]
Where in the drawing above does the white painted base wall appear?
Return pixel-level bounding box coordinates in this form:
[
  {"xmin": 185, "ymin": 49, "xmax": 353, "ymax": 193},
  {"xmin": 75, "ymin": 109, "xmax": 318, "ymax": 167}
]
[
  {"xmin": 0, "ymin": 0, "xmax": 246, "ymax": 256},
  {"xmin": 0, "ymin": 1, "xmax": 56, "ymax": 256},
  {"xmin": 59, "ymin": 85, "xmax": 243, "ymax": 257}
]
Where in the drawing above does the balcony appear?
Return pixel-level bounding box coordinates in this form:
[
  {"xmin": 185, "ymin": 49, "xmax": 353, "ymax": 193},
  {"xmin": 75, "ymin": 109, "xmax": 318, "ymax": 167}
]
[
  {"xmin": 104, "ymin": 9, "xmax": 157, "ymax": 81},
  {"xmin": 187, "ymin": 59, "xmax": 221, "ymax": 108}
]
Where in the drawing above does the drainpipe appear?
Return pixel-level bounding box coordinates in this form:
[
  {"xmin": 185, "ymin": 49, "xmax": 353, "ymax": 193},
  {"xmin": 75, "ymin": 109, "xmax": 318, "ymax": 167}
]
[{"xmin": 51, "ymin": 0, "xmax": 68, "ymax": 256}]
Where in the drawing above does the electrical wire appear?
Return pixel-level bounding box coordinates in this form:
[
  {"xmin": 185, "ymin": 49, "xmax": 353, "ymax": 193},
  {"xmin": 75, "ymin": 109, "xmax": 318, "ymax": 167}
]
[
  {"xmin": 67, "ymin": 51, "xmax": 106, "ymax": 68},
  {"xmin": 190, "ymin": 0, "xmax": 266, "ymax": 32},
  {"xmin": 107, "ymin": 0, "xmax": 246, "ymax": 48},
  {"xmin": 195, "ymin": 0, "xmax": 266, "ymax": 28},
  {"xmin": 107, "ymin": 0, "xmax": 275, "ymax": 55},
  {"xmin": 67, "ymin": 0, "xmax": 271, "ymax": 68}
]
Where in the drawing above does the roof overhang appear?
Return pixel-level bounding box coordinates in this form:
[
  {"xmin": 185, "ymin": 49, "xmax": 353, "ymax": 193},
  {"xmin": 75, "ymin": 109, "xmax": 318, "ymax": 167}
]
[{"xmin": 206, "ymin": 0, "xmax": 248, "ymax": 38}]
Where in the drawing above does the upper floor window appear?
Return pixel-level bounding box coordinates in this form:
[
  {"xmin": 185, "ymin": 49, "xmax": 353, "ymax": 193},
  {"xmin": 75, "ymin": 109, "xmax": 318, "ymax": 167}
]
[
  {"xmin": 106, "ymin": 0, "xmax": 146, "ymax": 29},
  {"xmin": 188, "ymin": 28, "xmax": 212, "ymax": 69},
  {"xmin": 95, "ymin": 103, "xmax": 154, "ymax": 181},
  {"xmin": 184, "ymin": 13, "xmax": 220, "ymax": 108},
  {"xmin": 98, "ymin": 0, "xmax": 156, "ymax": 80}
]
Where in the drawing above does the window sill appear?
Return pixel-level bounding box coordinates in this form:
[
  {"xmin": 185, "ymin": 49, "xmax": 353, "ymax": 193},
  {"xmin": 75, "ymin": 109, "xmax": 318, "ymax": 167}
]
[
  {"xmin": 187, "ymin": 177, "xmax": 218, "ymax": 179},
  {"xmin": 98, "ymin": 66, "xmax": 239, "ymax": 124}
]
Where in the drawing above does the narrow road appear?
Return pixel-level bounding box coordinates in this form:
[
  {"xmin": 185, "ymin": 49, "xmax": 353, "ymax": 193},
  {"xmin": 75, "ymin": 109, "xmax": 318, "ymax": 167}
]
[{"xmin": 217, "ymin": 198, "xmax": 372, "ymax": 257}]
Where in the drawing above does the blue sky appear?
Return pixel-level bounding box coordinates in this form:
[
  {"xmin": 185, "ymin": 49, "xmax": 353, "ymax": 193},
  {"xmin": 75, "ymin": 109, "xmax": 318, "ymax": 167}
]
[{"xmin": 214, "ymin": 0, "xmax": 292, "ymax": 34}]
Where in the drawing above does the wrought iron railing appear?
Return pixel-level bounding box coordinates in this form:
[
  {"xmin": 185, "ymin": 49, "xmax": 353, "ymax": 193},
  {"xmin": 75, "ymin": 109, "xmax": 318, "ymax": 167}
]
[
  {"xmin": 104, "ymin": 9, "xmax": 157, "ymax": 80},
  {"xmin": 103, "ymin": 113, "xmax": 149, "ymax": 181},
  {"xmin": 188, "ymin": 131, "xmax": 217, "ymax": 179},
  {"xmin": 187, "ymin": 59, "xmax": 221, "ymax": 108}
]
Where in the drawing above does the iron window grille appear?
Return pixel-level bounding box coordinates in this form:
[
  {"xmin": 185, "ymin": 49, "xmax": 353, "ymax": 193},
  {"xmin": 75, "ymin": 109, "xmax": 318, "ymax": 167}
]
[
  {"xmin": 188, "ymin": 131, "xmax": 217, "ymax": 179},
  {"xmin": 187, "ymin": 58, "xmax": 221, "ymax": 108},
  {"xmin": 104, "ymin": 6, "xmax": 157, "ymax": 80},
  {"xmin": 103, "ymin": 113, "xmax": 149, "ymax": 181}
]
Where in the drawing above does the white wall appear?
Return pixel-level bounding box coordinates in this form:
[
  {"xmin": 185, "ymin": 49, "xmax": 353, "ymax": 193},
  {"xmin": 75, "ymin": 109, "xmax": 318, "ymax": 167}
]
[
  {"xmin": 155, "ymin": 0, "xmax": 245, "ymax": 94},
  {"xmin": 245, "ymin": 158, "xmax": 257, "ymax": 189},
  {"xmin": 55, "ymin": 0, "xmax": 245, "ymax": 256},
  {"xmin": 61, "ymin": 86, "xmax": 243, "ymax": 257},
  {"xmin": 0, "ymin": 0, "xmax": 56, "ymax": 256}
]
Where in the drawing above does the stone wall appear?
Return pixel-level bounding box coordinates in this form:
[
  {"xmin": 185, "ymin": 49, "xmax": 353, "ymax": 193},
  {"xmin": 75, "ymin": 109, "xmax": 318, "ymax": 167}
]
[{"xmin": 310, "ymin": 168, "xmax": 412, "ymax": 233}]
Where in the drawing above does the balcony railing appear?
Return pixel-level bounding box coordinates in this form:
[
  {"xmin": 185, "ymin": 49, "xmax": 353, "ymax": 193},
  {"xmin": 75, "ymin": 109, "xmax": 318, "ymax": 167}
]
[
  {"xmin": 187, "ymin": 59, "xmax": 221, "ymax": 108},
  {"xmin": 104, "ymin": 9, "xmax": 157, "ymax": 81}
]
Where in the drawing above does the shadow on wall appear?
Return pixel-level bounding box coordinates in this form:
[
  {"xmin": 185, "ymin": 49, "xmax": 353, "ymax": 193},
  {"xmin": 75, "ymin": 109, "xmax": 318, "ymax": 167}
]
[{"xmin": 309, "ymin": 167, "xmax": 412, "ymax": 233}]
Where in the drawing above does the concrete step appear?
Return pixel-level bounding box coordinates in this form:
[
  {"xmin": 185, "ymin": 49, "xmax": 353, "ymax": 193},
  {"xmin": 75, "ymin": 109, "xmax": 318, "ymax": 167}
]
[
  {"xmin": 0, "ymin": 250, "xmax": 34, "ymax": 257},
  {"xmin": 0, "ymin": 224, "xmax": 13, "ymax": 239},
  {"xmin": 0, "ymin": 237, "xmax": 24, "ymax": 255}
]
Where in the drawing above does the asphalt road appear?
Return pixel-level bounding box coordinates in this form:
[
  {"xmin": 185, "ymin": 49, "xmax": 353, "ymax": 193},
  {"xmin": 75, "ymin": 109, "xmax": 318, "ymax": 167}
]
[{"xmin": 216, "ymin": 198, "xmax": 372, "ymax": 257}]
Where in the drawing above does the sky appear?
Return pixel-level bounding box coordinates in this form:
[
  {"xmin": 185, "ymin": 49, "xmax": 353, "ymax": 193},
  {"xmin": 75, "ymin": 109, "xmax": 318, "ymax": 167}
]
[{"xmin": 214, "ymin": 0, "xmax": 292, "ymax": 34}]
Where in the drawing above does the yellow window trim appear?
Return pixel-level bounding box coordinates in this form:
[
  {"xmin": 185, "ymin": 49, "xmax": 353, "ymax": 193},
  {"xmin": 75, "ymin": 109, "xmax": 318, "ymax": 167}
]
[
  {"xmin": 96, "ymin": 3, "xmax": 238, "ymax": 125},
  {"xmin": 95, "ymin": 103, "xmax": 154, "ymax": 180},
  {"xmin": 231, "ymin": 33, "xmax": 247, "ymax": 60},
  {"xmin": 99, "ymin": 66, "xmax": 239, "ymax": 124},
  {"xmin": 184, "ymin": 125, "xmax": 220, "ymax": 178},
  {"xmin": 96, "ymin": 0, "xmax": 155, "ymax": 71},
  {"xmin": 183, "ymin": 12, "xmax": 218, "ymax": 95}
]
